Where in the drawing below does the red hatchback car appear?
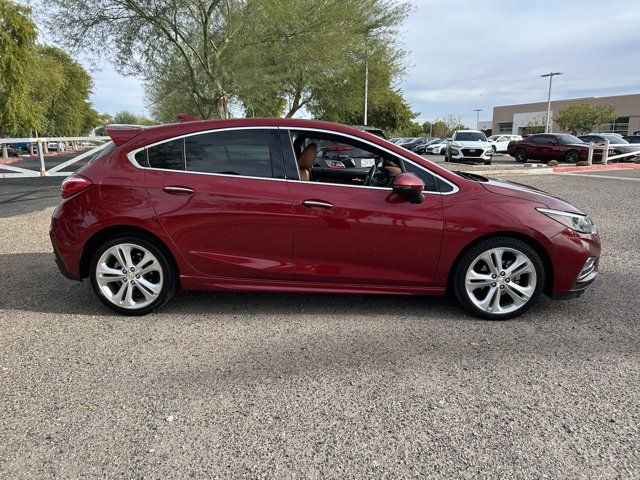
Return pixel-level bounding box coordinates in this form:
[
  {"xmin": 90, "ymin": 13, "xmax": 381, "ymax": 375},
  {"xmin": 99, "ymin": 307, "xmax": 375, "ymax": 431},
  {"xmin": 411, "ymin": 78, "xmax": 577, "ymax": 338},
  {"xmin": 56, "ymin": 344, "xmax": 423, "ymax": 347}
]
[{"xmin": 50, "ymin": 118, "xmax": 600, "ymax": 319}]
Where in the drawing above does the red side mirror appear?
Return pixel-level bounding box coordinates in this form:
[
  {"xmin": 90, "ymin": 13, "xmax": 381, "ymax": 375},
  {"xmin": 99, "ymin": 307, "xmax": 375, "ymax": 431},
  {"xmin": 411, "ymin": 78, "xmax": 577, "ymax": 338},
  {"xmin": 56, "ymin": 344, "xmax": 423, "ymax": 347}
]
[{"xmin": 392, "ymin": 172, "xmax": 425, "ymax": 203}]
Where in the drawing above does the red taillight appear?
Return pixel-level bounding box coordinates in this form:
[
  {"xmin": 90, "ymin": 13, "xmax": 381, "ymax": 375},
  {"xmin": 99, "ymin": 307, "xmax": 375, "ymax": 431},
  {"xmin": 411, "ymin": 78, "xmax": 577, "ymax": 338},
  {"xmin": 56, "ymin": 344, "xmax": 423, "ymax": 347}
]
[
  {"xmin": 326, "ymin": 145, "xmax": 353, "ymax": 151},
  {"xmin": 325, "ymin": 159, "xmax": 346, "ymax": 169},
  {"xmin": 61, "ymin": 174, "xmax": 93, "ymax": 198}
]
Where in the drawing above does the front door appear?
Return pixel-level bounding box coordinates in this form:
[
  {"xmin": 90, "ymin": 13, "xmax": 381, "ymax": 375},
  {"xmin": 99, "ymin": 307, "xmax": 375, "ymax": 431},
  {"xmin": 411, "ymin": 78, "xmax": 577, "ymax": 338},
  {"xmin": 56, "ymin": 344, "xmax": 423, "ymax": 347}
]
[
  {"xmin": 282, "ymin": 129, "xmax": 444, "ymax": 286},
  {"xmin": 142, "ymin": 128, "xmax": 294, "ymax": 280}
]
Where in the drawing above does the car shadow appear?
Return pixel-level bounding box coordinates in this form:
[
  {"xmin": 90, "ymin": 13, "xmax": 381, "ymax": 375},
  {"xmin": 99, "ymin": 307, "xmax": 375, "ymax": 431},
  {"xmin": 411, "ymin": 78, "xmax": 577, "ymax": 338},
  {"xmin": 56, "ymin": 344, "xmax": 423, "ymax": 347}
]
[{"xmin": 0, "ymin": 252, "xmax": 466, "ymax": 319}]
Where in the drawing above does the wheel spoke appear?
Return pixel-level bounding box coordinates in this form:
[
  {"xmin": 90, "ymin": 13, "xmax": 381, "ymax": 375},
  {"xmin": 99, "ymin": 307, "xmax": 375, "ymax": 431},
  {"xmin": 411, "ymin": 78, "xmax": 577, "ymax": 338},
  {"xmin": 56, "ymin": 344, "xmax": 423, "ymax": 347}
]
[
  {"xmin": 466, "ymin": 270, "xmax": 494, "ymax": 288},
  {"xmin": 124, "ymin": 281, "xmax": 135, "ymax": 306},
  {"xmin": 97, "ymin": 263, "xmax": 124, "ymax": 277},
  {"xmin": 477, "ymin": 286, "xmax": 498, "ymax": 310},
  {"xmin": 137, "ymin": 277, "xmax": 161, "ymax": 296},
  {"xmin": 97, "ymin": 274, "xmax": 124, "ymax": 286},
  {"xmin": 137, "ymin": 259, "xmax": 158, "ymax": 276},
  {"xmin": 505, "ymin": 285, "xmax": 528, "ymax": 306},
  {"xmin": 505, "ymin": 255, "xmax": 530, "ymax": 277},
  {"xmin": 477, "ymin": 252, "xmax": 499, "ymax": 275},
  {"xmin": 506, "ymin": 281, "xmax": 533, "ymax": 298}
]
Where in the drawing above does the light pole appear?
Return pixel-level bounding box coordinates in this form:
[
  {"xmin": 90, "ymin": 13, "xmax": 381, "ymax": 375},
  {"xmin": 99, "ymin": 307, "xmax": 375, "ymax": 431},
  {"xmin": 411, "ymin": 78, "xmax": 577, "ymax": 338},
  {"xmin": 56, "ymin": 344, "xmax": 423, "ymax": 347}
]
[
  {"xmin": 363, "ymin": 35, "xmax": 369, "ymax": 126},
  {"xmin": 474, "ymin": 108, "xmax": 483, "ymax": 130},
  {"xmin": 540, "ymin": 72, "xmax": 562, "ymax": 132}
]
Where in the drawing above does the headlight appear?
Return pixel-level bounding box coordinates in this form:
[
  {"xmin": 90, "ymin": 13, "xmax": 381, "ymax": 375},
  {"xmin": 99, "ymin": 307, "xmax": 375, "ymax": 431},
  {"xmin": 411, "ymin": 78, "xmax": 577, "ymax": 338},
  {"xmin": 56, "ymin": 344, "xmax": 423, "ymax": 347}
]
[
  {"xmin": 536, "ymin": 208, "xmax": 595, "ymax": 234},
  {"xmin": 452, "ymin": 142, "xmax": 463, "ymax": 148}
]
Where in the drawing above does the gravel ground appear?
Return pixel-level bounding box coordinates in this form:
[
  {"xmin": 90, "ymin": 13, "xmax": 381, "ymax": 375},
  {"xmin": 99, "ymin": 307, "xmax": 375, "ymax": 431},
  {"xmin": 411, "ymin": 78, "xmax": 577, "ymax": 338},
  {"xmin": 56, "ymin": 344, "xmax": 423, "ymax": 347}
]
[{"xmin": 1, "ymin": 173, "xmax": 639, "ymax": 478}]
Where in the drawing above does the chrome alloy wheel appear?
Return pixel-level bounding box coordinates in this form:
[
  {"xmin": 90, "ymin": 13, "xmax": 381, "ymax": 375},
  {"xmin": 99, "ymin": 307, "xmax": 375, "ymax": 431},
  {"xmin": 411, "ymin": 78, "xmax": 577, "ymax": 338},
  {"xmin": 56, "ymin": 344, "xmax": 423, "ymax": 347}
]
[
  {"xmin": 464, "ymin": 247, "xmax": 537, "ymax": 315},
  {"xmin": 95, "ymin": 243, "xmax": 163, "ymax": 310}
]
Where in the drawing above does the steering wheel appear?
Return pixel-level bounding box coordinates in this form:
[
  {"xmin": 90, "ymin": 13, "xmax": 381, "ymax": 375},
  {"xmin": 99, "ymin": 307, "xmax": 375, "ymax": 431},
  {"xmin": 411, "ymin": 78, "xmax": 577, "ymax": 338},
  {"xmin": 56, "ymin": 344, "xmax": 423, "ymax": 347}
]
[{"xmin": 364, "ymin": 164, "xmax": 377, "ymax": 186}]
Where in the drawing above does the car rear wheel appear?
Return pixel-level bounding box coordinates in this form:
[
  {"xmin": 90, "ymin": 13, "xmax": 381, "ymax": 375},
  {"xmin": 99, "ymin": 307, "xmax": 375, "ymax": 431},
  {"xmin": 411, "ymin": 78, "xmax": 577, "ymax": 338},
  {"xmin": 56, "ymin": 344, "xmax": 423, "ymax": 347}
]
[
  {"xmin": 564, "ymin": 150, "xmax": 580, "ymax": 163},
  {"xmin": 453, "ymin": 237, "xmax": 544, "ymax": 320},
  {"xmin": 514, "ymin": 148, "xmax": 527, "ymax": 163},
  {"xmin": 89, "ymin": 235, "xmax": 177, "ymax": 315}
]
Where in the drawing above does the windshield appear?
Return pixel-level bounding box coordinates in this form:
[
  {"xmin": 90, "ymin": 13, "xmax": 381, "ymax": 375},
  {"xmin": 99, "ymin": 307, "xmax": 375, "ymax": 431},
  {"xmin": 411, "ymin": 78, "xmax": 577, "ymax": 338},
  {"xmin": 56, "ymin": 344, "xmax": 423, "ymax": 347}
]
[
  {"xmin": 557, "ymin": 134, "xmax": 584, "ymax": 144},
  {"xmin": 602, "ymin": 134, "xmax": 627, "ymax": 144},
  {"xmin": 455, "ymin": 132, "xmax": 487, "ymax": 142}
]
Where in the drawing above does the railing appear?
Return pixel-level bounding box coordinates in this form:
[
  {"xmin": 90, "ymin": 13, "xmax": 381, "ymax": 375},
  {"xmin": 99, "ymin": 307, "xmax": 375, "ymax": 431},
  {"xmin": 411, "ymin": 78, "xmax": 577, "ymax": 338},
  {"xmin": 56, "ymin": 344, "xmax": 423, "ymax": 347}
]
[
  {"xmin": 586, "ymin": 139, "xmax": 640, "ymax": 165},
  {"xmin": 0, "ymin": 136, "xmax": 110, "ymax": 178}
]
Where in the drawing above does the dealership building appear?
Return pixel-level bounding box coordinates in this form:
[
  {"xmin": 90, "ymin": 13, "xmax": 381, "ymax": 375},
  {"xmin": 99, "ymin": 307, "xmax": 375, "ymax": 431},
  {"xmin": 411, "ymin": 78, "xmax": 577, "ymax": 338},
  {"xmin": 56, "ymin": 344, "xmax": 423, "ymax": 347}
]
[{"xmin": 490, "ymin": 93, "xmax": 640, "ymax": 136}]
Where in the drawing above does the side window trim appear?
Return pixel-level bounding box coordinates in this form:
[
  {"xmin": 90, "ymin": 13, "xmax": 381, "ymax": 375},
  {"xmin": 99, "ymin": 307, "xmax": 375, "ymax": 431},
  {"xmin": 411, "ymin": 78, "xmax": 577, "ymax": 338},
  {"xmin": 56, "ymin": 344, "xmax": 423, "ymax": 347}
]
[{"xmin": 127, "ymin": 126, "xmax": 286, "ymax": 182}]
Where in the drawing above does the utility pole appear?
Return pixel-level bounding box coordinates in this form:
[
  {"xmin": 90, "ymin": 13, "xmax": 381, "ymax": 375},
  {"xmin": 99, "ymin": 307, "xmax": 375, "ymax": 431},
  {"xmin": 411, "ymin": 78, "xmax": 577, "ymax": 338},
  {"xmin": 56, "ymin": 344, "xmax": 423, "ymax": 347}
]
[
  {"xmin": 540, "ymin": 72, "xmax": 562, "ymax": 132},
  {"xmin": 474, "ymin": 109, "xmax": 483, "ymax": 130},
  {"xmin": 364, "ymin": 36, "xmax": 369, "ymax": 126}
]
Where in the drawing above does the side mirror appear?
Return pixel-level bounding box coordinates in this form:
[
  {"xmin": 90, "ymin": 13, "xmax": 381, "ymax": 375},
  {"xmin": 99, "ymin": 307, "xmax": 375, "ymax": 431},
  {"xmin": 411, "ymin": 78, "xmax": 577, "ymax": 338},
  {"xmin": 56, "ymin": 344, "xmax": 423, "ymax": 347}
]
[{"xmin": 392, "ymin": 172, "xmax": 425, "ymax": 204}]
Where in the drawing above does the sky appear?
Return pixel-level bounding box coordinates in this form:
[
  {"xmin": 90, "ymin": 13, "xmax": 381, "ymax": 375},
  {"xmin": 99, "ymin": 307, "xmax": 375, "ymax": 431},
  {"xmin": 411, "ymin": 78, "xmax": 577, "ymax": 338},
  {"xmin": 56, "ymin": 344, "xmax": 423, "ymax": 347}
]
[{"xmin": 50, "ymin": 0, "xmax": 640, "ymax": 126}]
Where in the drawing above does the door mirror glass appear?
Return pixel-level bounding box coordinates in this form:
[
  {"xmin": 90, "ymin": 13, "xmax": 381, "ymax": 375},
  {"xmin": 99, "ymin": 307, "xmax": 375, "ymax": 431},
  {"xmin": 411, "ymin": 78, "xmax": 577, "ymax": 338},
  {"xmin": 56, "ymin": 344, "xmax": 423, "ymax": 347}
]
[{"xmin": 392, "ymin": 172, "xmax": 425, "ymax": 203}]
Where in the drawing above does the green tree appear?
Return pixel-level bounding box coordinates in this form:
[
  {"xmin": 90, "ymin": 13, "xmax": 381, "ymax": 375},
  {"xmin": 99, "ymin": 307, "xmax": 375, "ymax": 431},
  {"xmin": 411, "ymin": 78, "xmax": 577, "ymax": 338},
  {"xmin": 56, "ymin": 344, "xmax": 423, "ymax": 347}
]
[
  {"xmin": 555, "ymin": 102, "xmax": 616, "ymax": 135},
  {"xmin": 0, "ymin": 0, "xmax": 40, "ymax": 138},
  {"xmin": 30, "ymin": 46, "xmax": 100, "ymax": 136},
  {"xmin": 113, "ymin": 111, "xmax": 155, "ymax": 126},
  {"xmin": 43, "ymin": 0, "xmax": 409, "ymax": 120}
]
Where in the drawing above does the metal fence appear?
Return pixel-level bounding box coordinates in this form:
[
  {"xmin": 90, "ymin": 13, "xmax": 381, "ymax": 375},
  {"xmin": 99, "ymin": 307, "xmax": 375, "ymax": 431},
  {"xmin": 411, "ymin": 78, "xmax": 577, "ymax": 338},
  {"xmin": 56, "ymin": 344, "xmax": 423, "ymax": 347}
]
[
  {"xmin": 586, "ymin": 139, "xmax": 640, "ymax": 165},
  {"xmin": 0, "ymin": 137, "xmax": 110, "ymax": 178}
]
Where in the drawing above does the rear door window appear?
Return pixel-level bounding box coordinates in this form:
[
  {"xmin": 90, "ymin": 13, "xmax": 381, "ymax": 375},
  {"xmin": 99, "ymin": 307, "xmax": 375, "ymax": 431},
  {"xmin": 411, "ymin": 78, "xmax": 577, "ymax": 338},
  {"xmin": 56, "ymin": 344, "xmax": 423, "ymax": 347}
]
[
  {"xmin": 147, "ymin": 138, "xmax": 185, "ymax": 170},
  {"xmin": 185, "ymin": 129, "xmax": 280, "ymax": 178}
]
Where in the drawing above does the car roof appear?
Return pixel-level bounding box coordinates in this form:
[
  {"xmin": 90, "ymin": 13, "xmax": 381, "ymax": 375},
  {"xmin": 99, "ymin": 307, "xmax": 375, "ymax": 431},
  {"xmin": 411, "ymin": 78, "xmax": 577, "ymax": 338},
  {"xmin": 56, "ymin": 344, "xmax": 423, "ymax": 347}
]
[{"xmin": 107, "ymin": 118, "xmax": 385, "ymax": 147}]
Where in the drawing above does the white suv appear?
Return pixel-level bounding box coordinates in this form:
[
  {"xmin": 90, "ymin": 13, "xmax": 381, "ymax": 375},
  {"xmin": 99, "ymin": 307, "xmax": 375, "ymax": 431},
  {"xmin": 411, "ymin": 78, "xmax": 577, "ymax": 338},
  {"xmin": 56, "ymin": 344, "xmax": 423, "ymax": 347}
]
[{"xmin": 445, "ymin": 130, "xmax": 493, "ymax": 165}]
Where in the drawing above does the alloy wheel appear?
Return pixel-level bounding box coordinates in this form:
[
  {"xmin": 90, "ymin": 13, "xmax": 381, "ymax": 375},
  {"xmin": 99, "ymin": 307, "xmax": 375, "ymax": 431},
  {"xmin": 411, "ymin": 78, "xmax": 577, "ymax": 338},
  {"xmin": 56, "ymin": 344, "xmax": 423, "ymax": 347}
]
[
  {"xmin": 94, "ymin": 243, "xmax": 164, "ymax": 310},
  {"xmin": 464, "ymin": 247, "xmax": 537, "ymax": 315}
]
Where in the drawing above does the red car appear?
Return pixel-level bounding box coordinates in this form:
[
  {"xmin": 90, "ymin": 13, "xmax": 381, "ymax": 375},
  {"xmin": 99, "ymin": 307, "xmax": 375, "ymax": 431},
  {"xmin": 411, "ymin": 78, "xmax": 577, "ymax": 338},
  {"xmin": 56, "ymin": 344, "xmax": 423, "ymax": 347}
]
[
  {"xmin": 50, "ymin": 118, "xmax": 600, "ymax": 320},
  {"xmin": 507, "ymin": 133, "xmax": 606, "ymax": 163}
]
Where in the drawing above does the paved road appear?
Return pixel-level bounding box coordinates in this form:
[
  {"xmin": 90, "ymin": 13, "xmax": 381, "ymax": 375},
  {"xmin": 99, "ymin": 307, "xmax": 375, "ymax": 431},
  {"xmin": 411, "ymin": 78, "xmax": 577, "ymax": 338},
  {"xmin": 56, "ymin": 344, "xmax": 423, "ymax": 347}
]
[{"xmin": 1, "ymin": 170, "xmax": 639, "ymax": 478}]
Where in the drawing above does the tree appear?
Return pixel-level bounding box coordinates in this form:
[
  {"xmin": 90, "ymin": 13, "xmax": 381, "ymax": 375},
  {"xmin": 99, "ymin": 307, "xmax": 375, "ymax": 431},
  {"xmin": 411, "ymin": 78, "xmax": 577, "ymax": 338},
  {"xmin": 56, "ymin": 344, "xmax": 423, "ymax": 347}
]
[
  {"xmin": 113, "ymin": 111, "xmax": 155, "ymax": 126},
  {"xmin": 428, "ymin": 115, "xmax": 468, "ymax": 138},
  {"xmin": 555, "ymin": 102, "xmax": 616, "ymax": 135},
  {"xmin": 0, "ymin": 0, "xmax": 40, "ymax": 137},
  {"xmin": 42, "ymin": 0, "xmax": 410, "ymax": 120},
  {"xmin": 308, "ymin": 40, "xmax": 416, "ymax": 133},
  {"xmin": 29, "ymin": 46, "xmax": 100, "ymax": 136}
]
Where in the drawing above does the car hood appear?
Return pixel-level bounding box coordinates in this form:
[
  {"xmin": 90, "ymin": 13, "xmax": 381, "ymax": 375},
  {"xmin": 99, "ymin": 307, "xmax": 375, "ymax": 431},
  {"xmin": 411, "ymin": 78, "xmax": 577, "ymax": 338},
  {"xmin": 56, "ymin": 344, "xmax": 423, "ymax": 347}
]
[
  {"xmin": 454, "ymin": 141, "xmax": 490, "ymax": 148},
  {"xmin": 481, "ymin": 177, "xmax": 584, "ymax": 214}
]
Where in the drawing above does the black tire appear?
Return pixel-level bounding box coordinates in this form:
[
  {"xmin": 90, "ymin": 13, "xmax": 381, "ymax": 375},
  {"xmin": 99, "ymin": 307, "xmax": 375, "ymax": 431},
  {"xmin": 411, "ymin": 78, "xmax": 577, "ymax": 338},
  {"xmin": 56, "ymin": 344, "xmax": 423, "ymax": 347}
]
[
  {"xmin": 484, "ymin": 161, "xmax": 492, "ymax": 166},
  {"xmin": 514, "ymin": 148, "xmax": 527, "ymax": 163},
  {"xmin": 89, "ymin": 234, "xmax": 177, "ymax": 316},
  {"xmin": 453, "ymin": 237, "xmax": 545, "ymax": 320},
  {"xmin": 564, "ymin": 150, "xmax": 580, "ymax": 163},
  {"xmin": 491, "ymin": 146, "xmax": 497, "ymax": 154}
]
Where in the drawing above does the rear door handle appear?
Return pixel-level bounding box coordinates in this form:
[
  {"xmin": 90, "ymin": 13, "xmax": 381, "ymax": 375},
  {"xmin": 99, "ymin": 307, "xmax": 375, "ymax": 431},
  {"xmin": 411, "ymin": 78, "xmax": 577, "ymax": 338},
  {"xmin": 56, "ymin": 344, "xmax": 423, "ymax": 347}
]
[
  {"xmin": 163, "ymin": 185, "xmax": 195, "ymax": 195},
  {"xmin": 301, "ymin": 199, "xmax": 333, "ymax": 209}
]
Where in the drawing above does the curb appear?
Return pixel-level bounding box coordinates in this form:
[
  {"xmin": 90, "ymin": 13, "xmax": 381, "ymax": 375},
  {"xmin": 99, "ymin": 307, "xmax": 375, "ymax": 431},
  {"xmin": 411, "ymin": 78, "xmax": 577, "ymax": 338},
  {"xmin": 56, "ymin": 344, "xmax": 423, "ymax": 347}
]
[
  {"xmin": 553, "ymin": 164, "xmax": 640, "ymax": 173},
  {"xmin": 0, "ymin": 157, "xmax": 23, "ymax": 166}
]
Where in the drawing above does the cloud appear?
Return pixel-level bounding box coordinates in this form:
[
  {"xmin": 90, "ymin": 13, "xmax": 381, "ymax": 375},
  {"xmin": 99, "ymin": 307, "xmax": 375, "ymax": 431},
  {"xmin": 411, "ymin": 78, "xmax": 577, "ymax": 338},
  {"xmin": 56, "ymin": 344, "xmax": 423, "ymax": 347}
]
[{"xmin": 401, "ymin": 0, "xmax": 640, "ymax": 126}]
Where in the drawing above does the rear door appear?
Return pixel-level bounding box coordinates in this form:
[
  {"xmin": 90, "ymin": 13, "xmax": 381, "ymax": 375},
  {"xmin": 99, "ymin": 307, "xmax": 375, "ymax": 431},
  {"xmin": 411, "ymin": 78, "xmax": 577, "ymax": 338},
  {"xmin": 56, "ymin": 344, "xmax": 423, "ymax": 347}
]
[{"xmin": 140, "ymin": 127, "xmax": 295, "ymax": 280}]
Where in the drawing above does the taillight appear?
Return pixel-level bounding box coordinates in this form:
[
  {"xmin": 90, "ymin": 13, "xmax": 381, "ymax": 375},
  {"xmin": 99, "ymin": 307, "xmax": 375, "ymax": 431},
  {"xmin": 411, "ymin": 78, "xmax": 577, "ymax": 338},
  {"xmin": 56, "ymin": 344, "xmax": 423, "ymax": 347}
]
[
  {"xmin": 61, "ymin": 174, "xmax": 93, "ymax": 198},
  {"xmin": 325, "ymin": 159, "xmax": 346, "ymax": 169}
]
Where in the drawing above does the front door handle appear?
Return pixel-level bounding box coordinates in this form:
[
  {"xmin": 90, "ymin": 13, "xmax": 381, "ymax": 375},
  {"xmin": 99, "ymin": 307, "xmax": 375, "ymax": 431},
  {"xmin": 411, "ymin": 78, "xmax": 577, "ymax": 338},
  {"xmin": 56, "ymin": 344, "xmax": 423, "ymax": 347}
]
[
  {"xmin": 163, "ymin": 185, "xmax": 195, "ymax": 195},
  {"xmin": 301, "ymin": 199, "xmax": 334, "ymax": 209}
]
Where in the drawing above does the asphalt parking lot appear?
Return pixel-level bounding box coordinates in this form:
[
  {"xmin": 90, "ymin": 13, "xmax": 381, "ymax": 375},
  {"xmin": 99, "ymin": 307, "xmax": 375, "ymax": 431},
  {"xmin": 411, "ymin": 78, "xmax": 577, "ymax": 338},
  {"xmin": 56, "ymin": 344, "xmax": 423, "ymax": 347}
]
[{"xmin": 1, "ymin": 170, "xmax": 639, "ymax": 478}]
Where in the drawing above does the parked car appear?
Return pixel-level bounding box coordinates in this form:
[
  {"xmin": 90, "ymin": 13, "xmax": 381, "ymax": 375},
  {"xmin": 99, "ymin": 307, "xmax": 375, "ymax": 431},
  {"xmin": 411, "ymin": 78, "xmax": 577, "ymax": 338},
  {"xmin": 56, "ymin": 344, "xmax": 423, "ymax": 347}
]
[
  {"xmin": 47, "ymin": 141, "xmax": 59, "ymax": 151},
  {"xmin": 315, "ymin": 142, "xmax": 378, "ymax": 170},
  {"xmin": 425, "ymin": 139, "xmax": 450, "ymax": 155},
  {"xmin": 400, "ymin": 137, "xmax": 432, "ymax": 151},
  {"xmin": 623, "ymin": 135, "xmax": 640, "ymax": 144},
  {"xmin": 50, "ymin": 118, "xmax": 600, "ymax": 320},
  {"xmin": 507, "ymin": 133, "xmax": 605, "ymax": 163},
  {"xmin": 487, "ymin": 135, "xmax": 522, "ymax": 153},
  {"xmin": 578, "ymin": 134, "xmax": 640, "ymax": 162},
  {"xmin": 414, "ymin": 138, "xmax": 442, "ymax": 154},
  {"xmin": 445, "ymin": 130, "xmax": 493, "ymax": 165},
  {"xmin": 350, "ymin": 125, "xmax": 387, "ymax": 139}
]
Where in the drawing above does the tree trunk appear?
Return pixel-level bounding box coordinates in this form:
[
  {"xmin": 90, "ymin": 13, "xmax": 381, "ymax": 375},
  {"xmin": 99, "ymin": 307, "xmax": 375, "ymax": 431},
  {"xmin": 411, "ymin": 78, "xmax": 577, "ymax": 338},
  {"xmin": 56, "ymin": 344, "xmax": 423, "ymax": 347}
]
[
  {"xmin": 217, "ymin": 94, "xmax": 230, "ymax": 119},
  {"xmin": 1, "ymin": 143, "xmax": 7, "ymax": 160}
]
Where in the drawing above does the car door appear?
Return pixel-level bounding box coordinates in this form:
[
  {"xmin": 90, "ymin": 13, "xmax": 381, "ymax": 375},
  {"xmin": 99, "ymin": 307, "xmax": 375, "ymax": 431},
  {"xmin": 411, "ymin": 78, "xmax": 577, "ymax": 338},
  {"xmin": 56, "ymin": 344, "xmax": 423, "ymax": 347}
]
[
  {"xmin": 282, "ymin": 129, "xmax": 445, "ymax": 286},
  {"xmin": 140, "ymin": 127, "xmax": 295, "ymax": 280}
]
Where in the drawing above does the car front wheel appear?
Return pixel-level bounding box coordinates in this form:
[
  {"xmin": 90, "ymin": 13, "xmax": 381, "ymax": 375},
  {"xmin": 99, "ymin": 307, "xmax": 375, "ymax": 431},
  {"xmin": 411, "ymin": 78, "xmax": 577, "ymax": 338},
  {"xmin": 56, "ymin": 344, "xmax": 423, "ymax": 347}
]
[
  {"xmin": 453, "ymin": 237, "xmax": 544, "ymax": 320},
  {"xmin": 89, "ymin": 235, "xmax": 177, "ymax": 315},
  {"xmin": 514, "ymin": 148, "xmax": 527, "ymax": 163}
]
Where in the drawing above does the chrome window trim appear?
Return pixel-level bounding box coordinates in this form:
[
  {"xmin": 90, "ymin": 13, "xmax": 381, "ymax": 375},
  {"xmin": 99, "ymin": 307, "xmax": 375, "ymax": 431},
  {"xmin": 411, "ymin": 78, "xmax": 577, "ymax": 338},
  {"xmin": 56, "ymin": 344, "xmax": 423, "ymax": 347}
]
[{"xmin": 125, "ymin": 125, "xmax": 459, "ymax": 195}]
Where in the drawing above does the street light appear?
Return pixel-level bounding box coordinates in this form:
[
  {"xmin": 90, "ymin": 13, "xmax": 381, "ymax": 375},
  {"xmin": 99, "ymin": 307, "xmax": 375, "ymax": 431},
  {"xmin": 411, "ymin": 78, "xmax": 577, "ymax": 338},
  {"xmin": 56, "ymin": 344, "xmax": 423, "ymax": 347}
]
[
  {"xmin": 474, "ymin": 108, "xmax": 483, "ymax": 130},
  {"xmin": 540, "ymin": 72, "xmax": 562, "ymax": 133}
]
